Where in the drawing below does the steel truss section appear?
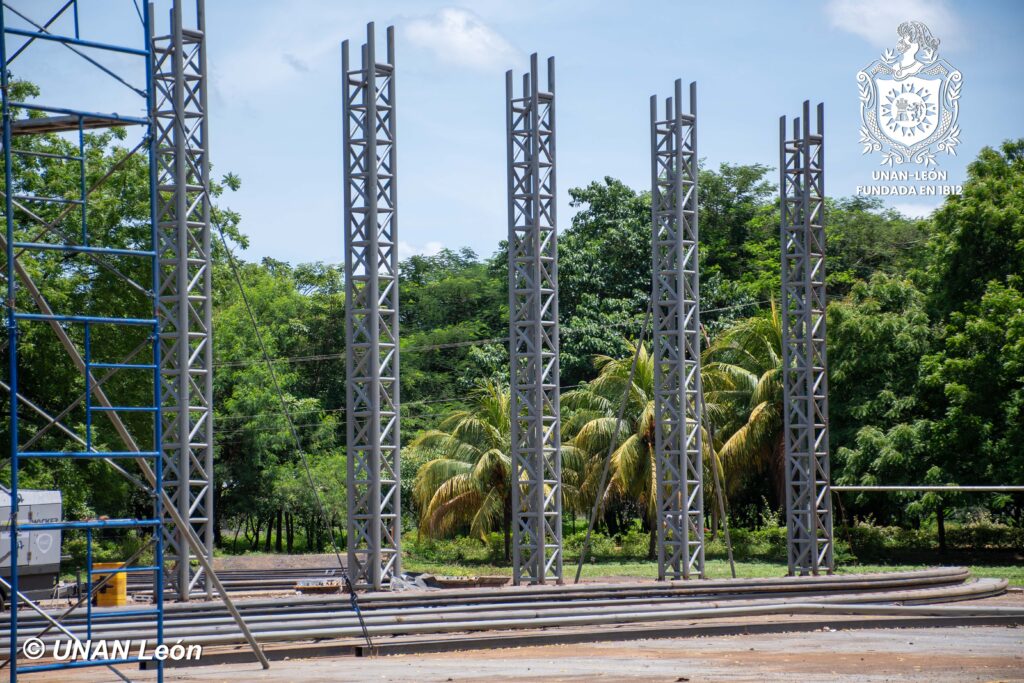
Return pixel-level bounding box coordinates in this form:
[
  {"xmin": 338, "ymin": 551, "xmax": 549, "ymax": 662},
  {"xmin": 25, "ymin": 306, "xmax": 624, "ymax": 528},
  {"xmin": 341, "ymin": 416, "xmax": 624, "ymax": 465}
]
[
  {"xmin": 343, "ymin": 23, "xmax": 400, "ymax": 591},
  {"xmin": 506, "ymin": 54, "xmax": 562, "ymax": 586},
  {"xmin": 650, "ymin": 80, "xmax": 704, "ymax": 581},
  {"xmin": 153, "ymin": 0, "xmax": 214, "ymax": 601},
  {"xmin": 779, "ymin": 101, "xmax": 834, "ymax": 576},
  {"xmin": 2, "ymin": 2, "xmax": 166, "ymax": 680}
]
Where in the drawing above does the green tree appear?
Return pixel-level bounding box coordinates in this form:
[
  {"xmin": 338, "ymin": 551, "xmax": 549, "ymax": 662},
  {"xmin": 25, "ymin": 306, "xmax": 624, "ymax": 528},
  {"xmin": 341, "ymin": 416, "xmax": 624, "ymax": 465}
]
[
  {"xmin": 399, "ymin": 248, "xmax": 507, "ymax": 434},
  {"xmin": 835, "ymin": 142, "xmax": 1024, "ymax": 531},
  {"xmin": 828, "ymin": 275, "xmax": 936, "ymax": 524},
  {"xmin": 919, "ymin": 279, "xmax": 1024, "ymax": 521},
  {"xmin": 828, "ymin": 274, "xmax": 933, "ymax": 453},
  {"xmin": 562, "ymin": 313, "xmax": 787, "ymax": 553},
  {"xmin": 825, "ymin": 197, "xmax": 931, "ymax": 295},
  {"xmin": 410, "ymin": 380, "xmax": 514, "ymax": 560},
  {"xmin": 558, "ymin": 178, "xmax": 651, "ymax": 385},
  {"xmin": 701, "ymin": 305, "xmax": 786, "ymax": 507},
  {"xmin": 289, "ymin": 262, "xmax": 347, "ymax": 417},
  {"xmin": 561, "ymin": 343, "xmax": 658, "ymax": 554},
  {"xmin": 698, "ymin": 162, "xmax": 775, "ymax": 281},
  {"xmin": 926, "ymin": 139, "xmax": 1024, "ymax": 319},
  {"xmin": 212, "ymin": 257, "xmax": 340, "ymax": 548},
  {"xmin": 557, "ymin": 169, "xmax": 779, "ymax": 385}
]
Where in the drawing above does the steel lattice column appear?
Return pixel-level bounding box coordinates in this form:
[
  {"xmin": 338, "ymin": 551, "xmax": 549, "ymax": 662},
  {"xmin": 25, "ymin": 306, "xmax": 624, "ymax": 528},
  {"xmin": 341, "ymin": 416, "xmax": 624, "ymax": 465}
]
[
  {"xmin": 506, "ymin": 54, "xmax": 562, "ymax": 586},
  {"xmin": 343, "ymin": 23, "xmax": 400, "ymax": 591},
  {"xmin": 650, "ymin": 80, "xmax": 704, "ymax": 581},
  {"xmin": 779, "ymin": 101, "xmax": 834, "ymax": 576},
  {"xmin": 154, "ymin": 0, "xmax": 214, "ymax": 601}
]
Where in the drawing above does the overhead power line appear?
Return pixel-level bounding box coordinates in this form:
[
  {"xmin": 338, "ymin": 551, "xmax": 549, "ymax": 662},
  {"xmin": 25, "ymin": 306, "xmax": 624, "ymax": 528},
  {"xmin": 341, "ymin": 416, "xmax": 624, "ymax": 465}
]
[{"xmin": 211, "ymin": 299, "xmax": 771, "ymax": 369}]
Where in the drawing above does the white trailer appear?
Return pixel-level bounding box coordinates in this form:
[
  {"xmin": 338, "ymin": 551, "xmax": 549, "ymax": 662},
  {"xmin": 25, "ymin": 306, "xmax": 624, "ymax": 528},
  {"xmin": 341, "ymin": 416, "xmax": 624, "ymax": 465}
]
[{"xmin": 0, "ymin": 488, "xmax": 63, "ymax": 609}]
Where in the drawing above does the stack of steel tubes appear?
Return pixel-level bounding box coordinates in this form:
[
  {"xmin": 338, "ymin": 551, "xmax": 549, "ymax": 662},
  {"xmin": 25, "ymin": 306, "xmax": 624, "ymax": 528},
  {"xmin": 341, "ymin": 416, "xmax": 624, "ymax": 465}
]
[{"xmin": 1, "ymin": 568, "xmax": 1018, "ymax": 656}]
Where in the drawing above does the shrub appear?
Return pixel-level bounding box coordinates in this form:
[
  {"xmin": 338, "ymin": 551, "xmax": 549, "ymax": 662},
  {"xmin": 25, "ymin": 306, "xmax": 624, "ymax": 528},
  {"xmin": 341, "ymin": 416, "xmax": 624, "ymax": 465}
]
[
  {"xmin": 563, "ymin": 531, "xmax": 617, "ymax": 561},
  {"xmin": 946, "ymin": 522, "xmax": 1023, "ymax": 550},
  {"xmin": 619, "ymin": 528, "xmax": 650, "ymax": 558},
  {"xmin": 61, "ymin": 531, "xmax": 154, "ymax": 572}
]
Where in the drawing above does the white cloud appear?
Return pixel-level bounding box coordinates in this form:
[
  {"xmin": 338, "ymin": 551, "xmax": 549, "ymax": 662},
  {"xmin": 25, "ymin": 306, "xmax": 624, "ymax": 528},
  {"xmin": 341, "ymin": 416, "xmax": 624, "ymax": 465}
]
[
  {"xmin": 825, "ymin": 0, "xmax": 961, "ymax": 48},
  {"xmin": 208, "ymin": 1, "xmax": 357, "ymax": 103},
  {"xmin": 399, "ymin": 240, "xmax": 445, "ymax": 260},
  {"xmin": 405, "ymin": 8, "xmax": 519, "ymax": 71}
]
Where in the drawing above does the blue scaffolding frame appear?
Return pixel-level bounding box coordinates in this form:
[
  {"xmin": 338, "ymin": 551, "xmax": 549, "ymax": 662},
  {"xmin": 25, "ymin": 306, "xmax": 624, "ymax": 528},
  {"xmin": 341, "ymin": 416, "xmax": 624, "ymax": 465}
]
[{"xmin": 2, "ymin": 2, "xmax": 164, "ymax": 680}]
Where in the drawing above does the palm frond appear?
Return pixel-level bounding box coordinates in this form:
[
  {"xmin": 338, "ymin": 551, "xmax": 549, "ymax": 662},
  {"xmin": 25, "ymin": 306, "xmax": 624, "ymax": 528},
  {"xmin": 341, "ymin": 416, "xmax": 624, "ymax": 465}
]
[
  {"xmin": 468, "ymin": 487, "xmax": 505, "ymax": 540},
  {"xmin": 609, "ymin": 433, "xmax": 650, "ymax": 500},
  {"xmin": 561, "ymin": 389, "xmax": 614, "ymax": 414},
  {"xmin": 409, "ymin": 430, "xmax": 482, "ymax": 463},
  {"xmin": 421, "ymin": 473, "xmax": 483, "ymax": 538},
  {"xmin": 445, "ymin": 414, "xmax": 503, "ymax": 451},
  {"xmin": 573, "ymin": 416, "xmax": 628, "ymax": 457},
  {"xmin": 413, "ymin": 458, "xmax": 474, "ymax": 511}
]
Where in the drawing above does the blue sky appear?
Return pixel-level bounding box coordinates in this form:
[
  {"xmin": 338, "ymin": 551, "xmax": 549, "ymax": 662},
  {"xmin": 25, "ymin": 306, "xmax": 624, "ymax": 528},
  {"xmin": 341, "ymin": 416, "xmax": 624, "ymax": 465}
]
[{"xmin": 9, "ymin": 0, "xmax": 1024, "ymax": 264}]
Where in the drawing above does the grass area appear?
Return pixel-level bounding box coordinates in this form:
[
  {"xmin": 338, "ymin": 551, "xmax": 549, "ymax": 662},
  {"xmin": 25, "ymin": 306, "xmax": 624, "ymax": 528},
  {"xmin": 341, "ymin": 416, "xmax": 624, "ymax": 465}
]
[{"xmin": 403, "ymin": 557, "xmax": 1024, "ymax": 586}]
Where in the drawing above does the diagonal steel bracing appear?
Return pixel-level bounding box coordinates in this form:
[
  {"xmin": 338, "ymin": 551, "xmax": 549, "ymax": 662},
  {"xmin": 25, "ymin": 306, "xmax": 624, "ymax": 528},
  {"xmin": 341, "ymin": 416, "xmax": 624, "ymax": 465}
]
[
  {"xmin": 506, "ymin": 54, "xmax": 562, "ymax": 586},
  {"xmin": 153, "ymin": 0, "xmax": 214, "ymax": 600},
  {"xmin": 650, "ymin": 80, "xmax": 704, "ymax": 581},
  {"xmin": 1, "ymin": 3, "xmax": 268, "ymax": 675},
  {"xmin": 343, "ymin": 23, "xmax": 400, "ymax": 591},
  {"xmin": 779, "ymin": 101, "xmax": 834, "ymax": 576}
]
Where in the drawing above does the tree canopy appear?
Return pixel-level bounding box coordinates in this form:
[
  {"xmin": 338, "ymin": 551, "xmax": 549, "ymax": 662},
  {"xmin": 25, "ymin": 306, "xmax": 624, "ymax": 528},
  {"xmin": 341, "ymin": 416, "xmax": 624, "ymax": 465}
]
[{"xmin": 3, "ymin": 81, "xmax": 1021, "ymax": 553}]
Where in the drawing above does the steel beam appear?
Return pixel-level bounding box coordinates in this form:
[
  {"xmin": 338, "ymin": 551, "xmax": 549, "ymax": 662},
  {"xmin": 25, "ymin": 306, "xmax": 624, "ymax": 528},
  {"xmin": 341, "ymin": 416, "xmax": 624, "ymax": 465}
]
[
  {"xmin": 343, "ymin": 23, "xmax": 400, "ymax": 590},
  {"xmin": 153, "ymin": 0, "xmax": 215, "ymax": 600},
  {"xmin": 506, "ymin": 54, "xmax": 562, "ymax": 585},
  {"xmin": 780, "ymin": 101, "xmax": 834, "ymax": 576},
  {"xmin": 650, "ymin": 80, "xmax": 704, "ymax": 580}
]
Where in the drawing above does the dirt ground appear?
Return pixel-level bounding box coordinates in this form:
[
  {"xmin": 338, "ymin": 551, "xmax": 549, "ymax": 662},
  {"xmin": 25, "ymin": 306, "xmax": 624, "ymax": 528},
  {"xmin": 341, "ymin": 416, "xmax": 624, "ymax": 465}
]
[
  {"xmin": 211, "ymin": 553, "xmax": 343, "ymax": 571},
  {"xmin": 29, "ymin": 623, "xmax": 1021, "ymax": 683},
  {"xmin": 19, "ymin": 588, "xmax": 1024, "ymax": 682},
  {"xmin": 27, "ymin": 593, "xmax": 1023, "ymax": 683}
]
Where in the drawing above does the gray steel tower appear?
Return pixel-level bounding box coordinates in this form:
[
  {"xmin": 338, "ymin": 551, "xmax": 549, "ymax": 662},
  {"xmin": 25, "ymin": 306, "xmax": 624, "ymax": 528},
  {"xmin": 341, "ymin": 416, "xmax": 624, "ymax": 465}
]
[
  {"xmin": 506, "ymin": 54, "xmax": 563, "ymax": 586},
  {"xmin": 154, "ymin": 0, "xmax": 215, "ymax": 600},
  {"xmin": 650, "ymin": 80, "xmax": 704, "ymax": 580},
  {"xmin": 343, "ymin": 23, "xmax": 401, "ymax": 590},
  {"xmin": 779, "ymin": 101, "xmax": 834, "ymax": 576}
]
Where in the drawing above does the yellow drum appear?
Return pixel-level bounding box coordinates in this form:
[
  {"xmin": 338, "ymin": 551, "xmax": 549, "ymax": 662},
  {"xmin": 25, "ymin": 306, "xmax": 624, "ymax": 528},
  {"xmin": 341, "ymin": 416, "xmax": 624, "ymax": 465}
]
[{"xmin": 93, "ymin": 562, "xmax": 127, "ymax": 607}]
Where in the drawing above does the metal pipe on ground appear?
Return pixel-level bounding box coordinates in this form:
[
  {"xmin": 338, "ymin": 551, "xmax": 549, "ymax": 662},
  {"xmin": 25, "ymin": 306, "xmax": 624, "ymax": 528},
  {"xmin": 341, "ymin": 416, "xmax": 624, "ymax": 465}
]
[
  {"xmin": 14, "ymin": 575, "xmax": 1001, "ymax": 635},
  {"xmin": 0, "ymin": 567, "xmax": 975, "ymax": 631},
  {"xmin": 19, "ymin": 593, "xmax": 1021, "ymax": 649},
  {"xmin": 1, "ymin": 578, "xmax": 1007, "ymax": 648},
  {"xmin": 0, "ymin": 567, "xmax": 979, "ymax": 637},
  {"xmin": 0, "ymin": 578, "xmax": 132, "ymax": 683}
]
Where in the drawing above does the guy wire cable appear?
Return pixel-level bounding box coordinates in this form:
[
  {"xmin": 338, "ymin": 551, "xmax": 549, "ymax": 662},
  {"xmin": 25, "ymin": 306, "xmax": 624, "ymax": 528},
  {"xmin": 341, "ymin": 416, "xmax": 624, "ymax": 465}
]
[{"xmin": 215, "ymin": 222, "xmax": 376, "ymax": 655}]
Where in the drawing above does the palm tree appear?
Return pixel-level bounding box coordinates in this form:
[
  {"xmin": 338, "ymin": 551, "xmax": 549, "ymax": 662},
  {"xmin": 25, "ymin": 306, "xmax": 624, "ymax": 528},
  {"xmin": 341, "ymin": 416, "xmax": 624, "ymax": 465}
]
[
  {"xmin": 562, "ymin": 342, "xmax": 658, "ymax": 556},
  {"xmin": 412, "ymin": 379, "xmax": 586, "ymax": 563},
  {"xmin": 563, "ymin": 304, "xmax": 788, "ymax": 551},
  {"xmin": 702, "ymin": 303, "xmax": 785, "ymax": 504},
  {"xmin": 410, "ymin": 380, "xmax": 514, "ymax": 560}
]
